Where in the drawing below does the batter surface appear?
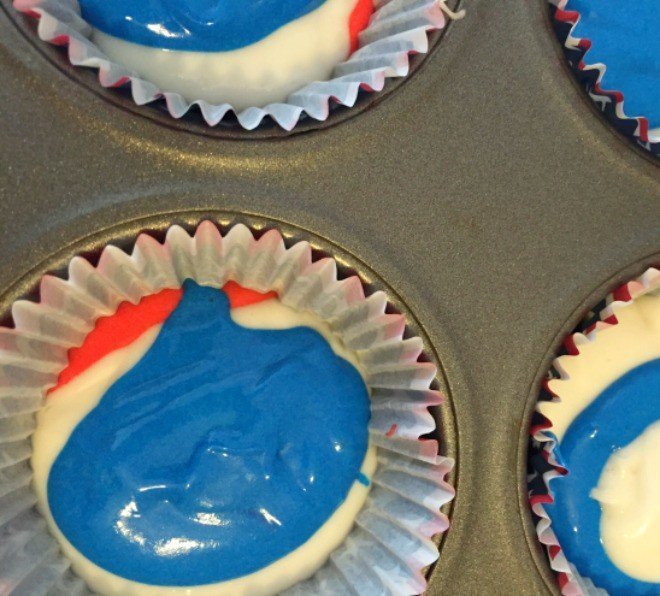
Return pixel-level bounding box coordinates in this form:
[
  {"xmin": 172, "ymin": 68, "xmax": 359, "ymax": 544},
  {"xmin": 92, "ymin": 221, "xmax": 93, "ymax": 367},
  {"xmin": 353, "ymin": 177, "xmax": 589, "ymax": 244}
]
[{"xmin": 32, "ymin": 281, "xmax": 375, "ymax": 593}]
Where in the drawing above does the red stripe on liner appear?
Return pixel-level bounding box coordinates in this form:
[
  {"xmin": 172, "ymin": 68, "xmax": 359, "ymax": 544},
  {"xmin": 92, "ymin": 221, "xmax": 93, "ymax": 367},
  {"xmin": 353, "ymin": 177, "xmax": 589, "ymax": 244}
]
[
  {"xmin": 637, "ymin": 117, "xmax": 650, "ymax": 142},
  {"xmin": 530, "ymin": 494, "xmax": 553, "ymax": 507},
  {"xmin": 51, "ymin": 35, "xmax": 70, "ymax": 46},
  {"xmin": 549, "ymin": 545, "xmax": 562, "ymax": 559},
  {"xmin": 555, "ymin": 8, "xmax": 579, "ymax": 24},
  {"xmin": 530, "ymin": 419, "xmax": 553, "ymax": 436},
  {"xmin": 564, "ymin": 335, "xmax": 580, "ymax": 356},
  {"xmin": 111, "ymin": 77, "xmax": 130, "ymax": 88},
  {"xmin": 612, "ymin": 283, "xmax": 632, "ymax": 302}
]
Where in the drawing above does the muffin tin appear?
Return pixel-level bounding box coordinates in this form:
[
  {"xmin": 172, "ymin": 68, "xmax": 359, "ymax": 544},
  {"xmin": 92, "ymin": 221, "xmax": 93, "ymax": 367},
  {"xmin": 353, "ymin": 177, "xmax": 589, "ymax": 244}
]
[{"xmin": 0, "ymin": 0, "xmax": 658, "ymax": 592}]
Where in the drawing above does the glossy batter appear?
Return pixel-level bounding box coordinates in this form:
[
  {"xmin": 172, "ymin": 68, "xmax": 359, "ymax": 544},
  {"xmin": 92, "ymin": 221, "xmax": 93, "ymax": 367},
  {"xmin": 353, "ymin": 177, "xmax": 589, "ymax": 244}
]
[
  {"xmin": 80, "ymin": 0, "xmax": 327, "ymax": 51},
  {"xmin": 35, "ymin": 281, "xmax": 373, "ymax": 590},
  {"xmin": 546, "ymin": 360, "xmax": 660, "ymax": 594},
  {"xmin": 541, "ymin": 290, "xmax": 660, "ymax": 594}
]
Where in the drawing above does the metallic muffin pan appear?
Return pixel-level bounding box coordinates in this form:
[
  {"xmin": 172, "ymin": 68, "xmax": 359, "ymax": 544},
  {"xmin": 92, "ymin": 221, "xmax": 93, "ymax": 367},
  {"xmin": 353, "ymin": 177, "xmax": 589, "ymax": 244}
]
[{"xmin": 0, "ymin": 0, "xmax": 658, "ymax": 592}]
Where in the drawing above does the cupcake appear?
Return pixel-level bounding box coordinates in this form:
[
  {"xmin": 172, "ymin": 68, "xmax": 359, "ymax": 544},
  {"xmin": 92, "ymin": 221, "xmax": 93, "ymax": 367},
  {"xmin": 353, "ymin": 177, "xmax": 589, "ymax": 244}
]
[
  {"xmin": 0, "ymin": 222, "xmax": 454, "ymax": 594},
  {"xmin": 529, "ymin": 267, "xmax": 660, "ymax": 594},
  {"xmin": 13, "ymin": 0, "xmax": 465, "ymax": 129},
  {"xmin": 550, "ymin": 0, "xmax": 660, "ymax": 155},
  {"xmin": 78, "ymin": 0, "xmax": 375, "ymax": 110}
]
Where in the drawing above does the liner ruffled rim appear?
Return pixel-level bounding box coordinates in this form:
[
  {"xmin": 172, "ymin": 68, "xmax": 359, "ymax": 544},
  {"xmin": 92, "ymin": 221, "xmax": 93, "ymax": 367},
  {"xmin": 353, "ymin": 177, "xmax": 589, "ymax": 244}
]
[
  {"xmin": 549, "ymin": 0, "xmax": 660, "ymax": 156},
  {"xmin": 0, "ymin": 221, "xmax": 455, "ymax": 595},
  {"xmin": 528, "ymin": 266, "xmax": 660, "ymax": 596},
  {"xmin": 12, "ymin": 0, "xmax": 463, "ymax": 131}
]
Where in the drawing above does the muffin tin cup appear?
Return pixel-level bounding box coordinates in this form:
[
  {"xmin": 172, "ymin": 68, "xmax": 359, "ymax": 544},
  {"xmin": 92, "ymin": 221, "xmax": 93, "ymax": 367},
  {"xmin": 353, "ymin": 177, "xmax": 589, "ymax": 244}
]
[
  {"xmin": 12, "ymin": 0, "xmax": 463, "ymax": 130},
  {"xmin": 549, "ymin": 0, "xmax": 660, "ymax": 156},
  {"xmin": 0, "ymin": 221, "xmax": 454, "ymax": 595},
  {"xmin": 528, "ymin": 267, "xmax": 660, "ymax": 595}
]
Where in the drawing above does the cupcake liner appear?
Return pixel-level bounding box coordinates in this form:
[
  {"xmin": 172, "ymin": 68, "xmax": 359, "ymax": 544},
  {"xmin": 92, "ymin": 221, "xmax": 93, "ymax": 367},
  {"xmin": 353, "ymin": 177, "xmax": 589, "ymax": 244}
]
[
  {"xmin": 13, "ymin": 0, "xmax": 465, "ymax": 131},
  {"xmin": 0, "ymin": 221, "xmax": 454, "ymax": 594},
  {"xmin": 528, "ymin": 267, "xmax": 660, "ymax": 595},
  {"xmin": 549, "ymin": 0, "xmax": 660, "ymax": 156}
]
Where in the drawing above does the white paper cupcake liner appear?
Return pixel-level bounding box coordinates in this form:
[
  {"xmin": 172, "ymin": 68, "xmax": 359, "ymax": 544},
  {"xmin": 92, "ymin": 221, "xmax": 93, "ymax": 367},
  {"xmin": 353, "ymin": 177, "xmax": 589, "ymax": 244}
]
[
  {"xmin": 13, "ymin": 0, "xmax": 465, "ymax": 131},
  {"xmin": 528, "ymin": 266, "xmax": 660, "ymax": 596},
  {"xmin": 0, "ymin": 221, "xmax": 455, "ymax": 595}
]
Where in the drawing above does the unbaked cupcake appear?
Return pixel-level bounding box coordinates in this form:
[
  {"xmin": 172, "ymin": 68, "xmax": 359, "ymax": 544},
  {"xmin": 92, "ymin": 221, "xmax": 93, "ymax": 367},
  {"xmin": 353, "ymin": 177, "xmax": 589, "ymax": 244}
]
[
  {"xmin": 13, "ymin": 0, "xmax": 465, "ymax": 129},
  {"xmin": 550, "ymin": 0, "xmax": 660, "ymax": 155},
  {"xmin": 530, "ymin": 267, "xmax": 660, "ymax": 594},
  {"xmin": 79, "ymin": 0, "xmax": 374, "ymax": 110},
  {"xmin": 0, "ymin": 222, "xmax": 454, "ymax": 595}
]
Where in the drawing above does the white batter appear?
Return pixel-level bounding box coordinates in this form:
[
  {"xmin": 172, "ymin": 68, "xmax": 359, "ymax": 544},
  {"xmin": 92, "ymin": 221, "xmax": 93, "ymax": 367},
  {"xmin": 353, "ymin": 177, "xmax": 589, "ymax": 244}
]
[
  {"xmin": 31, "ymin": 298, "xmax": 376, "ymax": 595},
  {"xmin": 539, "ymin": 289, "xmax": 660, "ymax": 442},
  {"xmin": 590, "ymin": 421, "xmax": 660, "ymax": 583},
  {"xmin": 538, "ymin": 287, "xmax": 660, "ymax": 585},
  {"xmin": 93, "ymin": 0, "xmax": 358, "ymax": 109}
]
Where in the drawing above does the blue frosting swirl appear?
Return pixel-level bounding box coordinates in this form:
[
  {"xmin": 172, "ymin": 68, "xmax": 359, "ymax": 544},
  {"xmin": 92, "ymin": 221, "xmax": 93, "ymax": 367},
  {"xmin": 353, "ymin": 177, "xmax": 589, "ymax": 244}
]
[
  {"xmin": 570, "ymin": 0, "xmax": 660, "ymax": 127},
  {"xmin": 546, "ymin": 359, "xmax": 660, "ymax": 594},
  {"xmin": 79, "ymin": 0, "xmax": 329, "ymax": 52},
  {"xmin": 47, "ymin": 280, "xmax": 370, "ymax": 586}
]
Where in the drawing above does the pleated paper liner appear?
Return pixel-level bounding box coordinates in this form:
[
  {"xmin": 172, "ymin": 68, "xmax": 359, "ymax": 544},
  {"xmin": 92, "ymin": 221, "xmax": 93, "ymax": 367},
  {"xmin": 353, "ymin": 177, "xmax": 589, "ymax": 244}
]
[
  {"xmin": 528, "ymin": 267, "xmax": 659, "ymax": 595},
  {"xmin": 0, "ymin": 221, "xmax": 455, "ymax": 594},
  {"xmin": 549, "ymin": 0, "xmax": 659, "ymax": 156},
  {"xmin": 13, "ymin": 0, "xmax": 465, "ymax": 131}
]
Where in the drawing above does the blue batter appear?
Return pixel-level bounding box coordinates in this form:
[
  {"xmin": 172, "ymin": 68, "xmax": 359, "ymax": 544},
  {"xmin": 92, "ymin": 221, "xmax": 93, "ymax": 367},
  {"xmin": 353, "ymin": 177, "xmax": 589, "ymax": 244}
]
[
  {"xmin": 47, "ymin": 280, "xmax": 370, "ymax": 586},
  {"xmin": 546, "ymin": 359, "xmax": 660, "ymax": 595},
  {"xmin": 569, "ymin": 0, "xmax": 660, "ymax": 127},
  {"xmin": 79, "ymin": 0, "xmax": 328, "ymax": 52}
]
